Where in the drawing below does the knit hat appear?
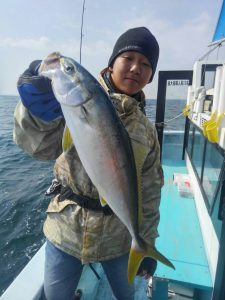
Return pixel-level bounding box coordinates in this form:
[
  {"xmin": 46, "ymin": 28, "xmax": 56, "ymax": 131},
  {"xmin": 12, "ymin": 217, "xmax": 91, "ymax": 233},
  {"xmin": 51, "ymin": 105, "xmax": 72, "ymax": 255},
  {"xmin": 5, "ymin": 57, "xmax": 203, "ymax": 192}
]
[{"xmin": 108, "ymin": 27, "xmax": 159, "ymax": 82}]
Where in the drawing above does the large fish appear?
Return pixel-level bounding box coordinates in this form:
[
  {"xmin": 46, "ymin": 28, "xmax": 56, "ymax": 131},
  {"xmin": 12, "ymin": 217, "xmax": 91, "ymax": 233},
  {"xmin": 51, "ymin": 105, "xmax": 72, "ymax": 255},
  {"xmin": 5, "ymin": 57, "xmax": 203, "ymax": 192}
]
[{"xmin": 41, "ymin": 52, "xmax": 175, "ymax": 284}]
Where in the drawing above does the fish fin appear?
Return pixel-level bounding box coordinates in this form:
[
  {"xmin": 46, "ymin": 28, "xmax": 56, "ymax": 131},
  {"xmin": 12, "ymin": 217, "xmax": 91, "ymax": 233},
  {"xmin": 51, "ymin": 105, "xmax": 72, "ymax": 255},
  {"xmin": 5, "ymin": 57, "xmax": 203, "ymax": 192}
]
[
  {"xmin": 146, "ymin": 245, "xmax": 175, "ymax": 270},
  {"xmin": 130, "ymin": 141, "xmax": 148, "ymax": 225},
  {"xmin": 128, "ymin": 247, "xmax": 144, "ymax": 285},
  {"xmin": 100, "ymin": 196, "xmax": 107, "ymax": 207},
  {"xmin": 62, "ymin": 126, "xmax": 73, "ymax": 152},
  {"xmin": 127, "ymin": 245, "xmax": 175, "ymax": 285}
]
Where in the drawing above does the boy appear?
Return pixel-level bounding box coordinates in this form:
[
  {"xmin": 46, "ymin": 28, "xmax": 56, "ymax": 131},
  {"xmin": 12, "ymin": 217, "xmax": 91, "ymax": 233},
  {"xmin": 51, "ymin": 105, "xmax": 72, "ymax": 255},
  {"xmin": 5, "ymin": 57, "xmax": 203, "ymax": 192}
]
[{"xmin": 14, "ymin": 27, "xmax": 163, "ymax": 300}]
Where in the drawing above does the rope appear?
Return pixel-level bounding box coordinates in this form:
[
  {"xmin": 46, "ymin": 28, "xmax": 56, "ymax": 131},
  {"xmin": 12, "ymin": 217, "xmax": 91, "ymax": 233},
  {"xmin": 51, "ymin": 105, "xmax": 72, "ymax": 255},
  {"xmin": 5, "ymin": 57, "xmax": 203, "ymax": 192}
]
[
  {"xmin": 89, "ymin": 263, "xmax": 101, "ymax": 280},
  {"xmin": 155, "ymin": 112, "xmax": 184, "ymax": 126}
]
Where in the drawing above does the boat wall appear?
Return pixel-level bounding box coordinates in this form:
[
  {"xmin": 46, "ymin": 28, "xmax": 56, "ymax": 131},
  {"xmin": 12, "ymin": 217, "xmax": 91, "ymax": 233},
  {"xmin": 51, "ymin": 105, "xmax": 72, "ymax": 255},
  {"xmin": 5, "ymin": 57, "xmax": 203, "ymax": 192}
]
[
  {"xmin": 192, "ymin": 60, "xmax": 225, "ymax": 89},
  {"xmin": 0, "ymin": 243, "xmax": 45, "ymax": 300},
  {"xmin": 186, "ymin": 153, "xmax": 219, "ymax": 283}
]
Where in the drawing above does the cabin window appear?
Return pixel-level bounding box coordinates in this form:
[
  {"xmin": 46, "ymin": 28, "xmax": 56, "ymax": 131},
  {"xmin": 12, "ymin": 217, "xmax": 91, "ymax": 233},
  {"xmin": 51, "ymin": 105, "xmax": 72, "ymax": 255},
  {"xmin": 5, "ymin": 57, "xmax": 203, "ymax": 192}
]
[
  {"xmin": 186, "ymin": 119, "xmax": 224, "ymax": 238},
  {"xmin": 187, "ymin": 123, "xmax": 194, "ymax": 156},
  {"xmin": 211, "ymin": 183, "xmax": 223, "ymax": 240},
  {"xmin": 202, "ymin": 142, "xmax": 224, "ymax": 207},
  {"xmin": 190, "ymin": 126, "xmax": 205, "ymax": 180},
  {"xmin": 202, "ymin": 68, "xmax": 216, "ymax": 91}
]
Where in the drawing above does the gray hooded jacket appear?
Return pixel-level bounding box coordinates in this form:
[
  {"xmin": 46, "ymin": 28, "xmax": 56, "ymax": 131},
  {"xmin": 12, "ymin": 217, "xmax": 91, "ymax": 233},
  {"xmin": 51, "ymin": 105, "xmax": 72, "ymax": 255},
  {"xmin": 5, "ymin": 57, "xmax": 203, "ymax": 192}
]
[{"xmin": 13, "ymin": 73, "xmax": 164, "ymax": 263}]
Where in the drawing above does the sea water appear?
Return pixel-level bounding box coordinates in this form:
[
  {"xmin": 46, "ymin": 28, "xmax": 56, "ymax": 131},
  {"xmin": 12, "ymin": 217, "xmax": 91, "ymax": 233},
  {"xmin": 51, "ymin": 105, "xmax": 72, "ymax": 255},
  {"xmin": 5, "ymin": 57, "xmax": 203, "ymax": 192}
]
[
  {"xmin": 0, "ymin": 95, "xmax": 53, "ymax": 294},
  {"xmin": 0, "ymin": 95, "xmax": 186, "ymax": 295}
]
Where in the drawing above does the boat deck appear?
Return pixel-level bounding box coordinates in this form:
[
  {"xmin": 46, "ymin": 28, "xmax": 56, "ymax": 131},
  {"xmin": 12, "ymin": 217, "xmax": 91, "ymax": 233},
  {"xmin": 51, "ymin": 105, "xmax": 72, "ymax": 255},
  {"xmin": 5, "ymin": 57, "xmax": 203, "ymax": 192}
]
[
  {"xmin": 155, "ymin": 159, "xmax": 212, "ymax": 288},
  {"xmin": 76, "ymin": 158, "xmax": 213, "ymax": 299}
]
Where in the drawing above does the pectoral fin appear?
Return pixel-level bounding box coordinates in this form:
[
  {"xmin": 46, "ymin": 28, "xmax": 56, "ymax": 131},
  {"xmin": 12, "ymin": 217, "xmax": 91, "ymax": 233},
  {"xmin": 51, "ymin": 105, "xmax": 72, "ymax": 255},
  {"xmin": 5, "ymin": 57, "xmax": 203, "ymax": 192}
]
[
  {"xmin": 100, "ymin": 196, "xmax": 107, "ymax": 207},
  {"xmin": 127, "ymin": 244, "xmax": 175, "ymax": 285}
]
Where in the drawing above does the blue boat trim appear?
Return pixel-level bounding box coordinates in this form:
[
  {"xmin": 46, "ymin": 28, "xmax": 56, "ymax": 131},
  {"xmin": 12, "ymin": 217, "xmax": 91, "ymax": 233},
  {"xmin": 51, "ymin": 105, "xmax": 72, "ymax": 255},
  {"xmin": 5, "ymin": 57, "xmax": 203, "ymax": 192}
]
[{"xmin": 213, "ymin": 1, "xmax": 225, "ymax": 43}]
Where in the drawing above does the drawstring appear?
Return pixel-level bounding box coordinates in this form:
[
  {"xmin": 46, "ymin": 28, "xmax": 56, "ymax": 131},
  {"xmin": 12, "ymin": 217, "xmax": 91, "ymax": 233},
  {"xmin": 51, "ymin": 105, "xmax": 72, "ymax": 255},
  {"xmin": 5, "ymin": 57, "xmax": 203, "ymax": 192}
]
[{"xmin": 89, "ymin": 263, "xmax": 101, "ymax": 280}]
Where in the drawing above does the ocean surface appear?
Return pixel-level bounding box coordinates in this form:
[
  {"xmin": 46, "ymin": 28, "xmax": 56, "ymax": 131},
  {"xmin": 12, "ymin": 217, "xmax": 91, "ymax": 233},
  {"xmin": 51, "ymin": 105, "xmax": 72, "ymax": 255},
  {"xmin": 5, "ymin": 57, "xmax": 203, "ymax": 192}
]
[{"xmin": 0, "ymin": 95, "xmax": 186, "ymax": 295}]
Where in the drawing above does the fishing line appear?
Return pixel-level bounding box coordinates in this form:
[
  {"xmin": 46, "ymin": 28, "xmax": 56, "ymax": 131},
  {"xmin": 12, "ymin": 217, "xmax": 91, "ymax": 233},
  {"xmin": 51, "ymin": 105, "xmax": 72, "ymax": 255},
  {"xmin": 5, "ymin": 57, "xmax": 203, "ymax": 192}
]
[{"xmin": 199, "ymin": 40, "xmax": 225, "ymax": 87}]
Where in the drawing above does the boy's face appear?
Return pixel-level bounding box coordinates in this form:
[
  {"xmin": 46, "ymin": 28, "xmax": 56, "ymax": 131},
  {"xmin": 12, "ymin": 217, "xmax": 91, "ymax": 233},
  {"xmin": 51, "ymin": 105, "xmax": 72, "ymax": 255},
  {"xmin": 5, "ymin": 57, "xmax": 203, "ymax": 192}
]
[{"xmin": 109, "ymin": 51, "xmax": 152, "ymax": 96}]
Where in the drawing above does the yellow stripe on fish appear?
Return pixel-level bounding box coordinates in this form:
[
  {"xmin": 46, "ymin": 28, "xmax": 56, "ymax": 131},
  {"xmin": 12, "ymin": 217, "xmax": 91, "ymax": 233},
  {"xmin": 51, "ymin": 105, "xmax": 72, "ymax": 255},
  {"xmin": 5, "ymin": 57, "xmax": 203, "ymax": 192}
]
[
  {"xmin": 130, "ymin": 140, "xmax": 148, "ymax": 226},
  {"xmin": 128, "ymin": 139, "xmax": 175, "ymax": 284},
  {"xmin": 62, "ymin": 126, "xmax": 73, "ymax": 152}
]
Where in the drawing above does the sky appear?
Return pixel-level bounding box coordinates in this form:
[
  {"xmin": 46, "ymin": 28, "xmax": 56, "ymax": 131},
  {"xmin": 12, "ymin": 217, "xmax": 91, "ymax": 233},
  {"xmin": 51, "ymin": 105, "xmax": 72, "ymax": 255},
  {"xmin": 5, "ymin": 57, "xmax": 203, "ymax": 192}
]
[{"xmin": 0, "ymin": 0, "xmax": 224, "ymax": 98}]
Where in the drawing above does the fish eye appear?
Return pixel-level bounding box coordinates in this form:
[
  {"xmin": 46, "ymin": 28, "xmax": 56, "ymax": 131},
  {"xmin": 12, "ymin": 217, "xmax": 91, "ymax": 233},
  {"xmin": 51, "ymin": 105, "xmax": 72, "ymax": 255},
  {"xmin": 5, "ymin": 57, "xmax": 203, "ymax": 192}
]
[{"xmin": 64, "ymin": 63, "xmax": 74, "ymax": 73}]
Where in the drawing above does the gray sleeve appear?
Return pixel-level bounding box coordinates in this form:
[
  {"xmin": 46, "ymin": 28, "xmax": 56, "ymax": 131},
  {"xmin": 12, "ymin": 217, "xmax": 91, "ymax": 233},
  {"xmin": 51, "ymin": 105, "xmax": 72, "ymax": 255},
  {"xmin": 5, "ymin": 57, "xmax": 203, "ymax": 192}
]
[{"xmin": 13, "ymin": 101, "xmax": 65, "ymax": 160}]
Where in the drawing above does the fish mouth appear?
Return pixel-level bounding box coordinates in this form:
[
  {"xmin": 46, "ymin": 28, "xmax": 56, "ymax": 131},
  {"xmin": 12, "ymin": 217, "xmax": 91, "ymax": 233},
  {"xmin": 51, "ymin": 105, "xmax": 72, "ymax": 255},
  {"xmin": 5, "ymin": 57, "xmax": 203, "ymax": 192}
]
[
  {"xmin": 39, "ymin": 52, "xmax": 62, "ymax": 73},
  {"xmin": 43, "ymin": 52, "xmax": 61, "ymax": 66}
]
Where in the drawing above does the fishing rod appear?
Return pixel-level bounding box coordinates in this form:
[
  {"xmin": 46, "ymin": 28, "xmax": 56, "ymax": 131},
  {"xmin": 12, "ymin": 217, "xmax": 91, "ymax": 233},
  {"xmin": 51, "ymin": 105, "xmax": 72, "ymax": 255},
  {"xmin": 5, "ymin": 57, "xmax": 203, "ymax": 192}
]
[
  {"xmin": 79, "ymin": 0, "xmax": 86, "ymax": 64},
  {"xmin": 79, "ymin": 4, "xmax": 104, "ymax": 293}
]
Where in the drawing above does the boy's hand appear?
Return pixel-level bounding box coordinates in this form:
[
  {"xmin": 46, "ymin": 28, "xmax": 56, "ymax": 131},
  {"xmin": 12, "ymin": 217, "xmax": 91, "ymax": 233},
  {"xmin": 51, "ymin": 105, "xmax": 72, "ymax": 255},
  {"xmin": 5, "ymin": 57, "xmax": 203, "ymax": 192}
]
[
  {"xmin": 137, "ymin": 257, "xmax": 157, "ymax": 279},
  {"xmin": 17, "ymin": 60, "xmax": 63, "ymax": 122}
]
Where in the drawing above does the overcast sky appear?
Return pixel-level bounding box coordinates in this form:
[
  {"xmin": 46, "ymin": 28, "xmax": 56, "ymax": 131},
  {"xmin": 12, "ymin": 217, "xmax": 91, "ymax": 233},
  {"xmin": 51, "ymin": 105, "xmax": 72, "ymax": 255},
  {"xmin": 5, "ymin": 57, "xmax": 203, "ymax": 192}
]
[{"xmin": 0, "ymin": 0, "xmax": 224, "ymax": 98}]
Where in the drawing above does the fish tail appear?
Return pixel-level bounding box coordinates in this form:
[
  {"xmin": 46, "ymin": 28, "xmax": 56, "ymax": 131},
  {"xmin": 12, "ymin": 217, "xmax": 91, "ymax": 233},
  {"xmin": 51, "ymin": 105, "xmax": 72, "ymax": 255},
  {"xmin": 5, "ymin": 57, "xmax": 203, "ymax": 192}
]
[
  {"xmin": 127, "ymin": 247, "xmax": 144, "ymax": 285},
  {"xmin": 127, "ymin": 245, "xmax": 175, "ymax": 285}
]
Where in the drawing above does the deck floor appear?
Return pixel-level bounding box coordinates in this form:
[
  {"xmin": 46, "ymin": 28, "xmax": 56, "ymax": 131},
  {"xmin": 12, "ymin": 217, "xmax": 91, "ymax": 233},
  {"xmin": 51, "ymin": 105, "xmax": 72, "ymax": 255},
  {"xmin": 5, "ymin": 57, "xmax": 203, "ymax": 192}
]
[
  {"xmin": 75, "ymin": 159, "xmax": 212, "ymax": 299},
  {"xmin": 155, "ymin": 159, "xmax": 212, "ymax": 290}
]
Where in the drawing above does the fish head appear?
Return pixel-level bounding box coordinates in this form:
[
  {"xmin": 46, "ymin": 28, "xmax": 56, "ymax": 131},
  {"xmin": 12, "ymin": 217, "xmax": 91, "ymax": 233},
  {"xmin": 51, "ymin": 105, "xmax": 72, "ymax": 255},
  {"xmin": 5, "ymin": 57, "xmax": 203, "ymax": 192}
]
[{"xmin": 40, "ymin": 52, "xmax": 91, "ymax": 107}]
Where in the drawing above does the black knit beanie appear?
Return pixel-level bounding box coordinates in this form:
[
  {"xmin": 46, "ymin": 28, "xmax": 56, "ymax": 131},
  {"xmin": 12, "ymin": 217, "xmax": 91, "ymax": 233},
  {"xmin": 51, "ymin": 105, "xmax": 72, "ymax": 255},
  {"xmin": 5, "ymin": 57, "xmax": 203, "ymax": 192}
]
[{"xmin": 108, "ymin": 27, "xmax": 159, "ymax": 82}]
